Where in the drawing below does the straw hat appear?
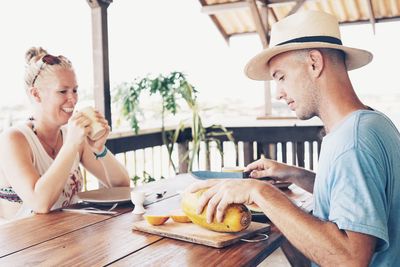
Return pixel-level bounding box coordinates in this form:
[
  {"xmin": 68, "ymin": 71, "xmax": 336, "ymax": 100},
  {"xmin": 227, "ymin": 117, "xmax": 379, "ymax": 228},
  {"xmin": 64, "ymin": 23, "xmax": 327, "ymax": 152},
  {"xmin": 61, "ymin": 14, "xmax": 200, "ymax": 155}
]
[{"xmin": 244, "ymin": 10, "xmax": 373, "ymax": 81}]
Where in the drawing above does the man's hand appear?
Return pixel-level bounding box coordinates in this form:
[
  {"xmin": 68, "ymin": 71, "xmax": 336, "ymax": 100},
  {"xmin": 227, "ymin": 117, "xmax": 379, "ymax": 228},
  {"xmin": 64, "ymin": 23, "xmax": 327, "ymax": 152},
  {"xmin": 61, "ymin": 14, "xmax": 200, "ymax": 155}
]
[
  {"xmin": 245, "ymin": 158, "xmax": 316, "ymax": 193},
  {"xmin": 187, "ymin": 179, "xmax": 268, "ymax": 223},
  {"xmin": 245, "ymin": 158, "xmax": 294, "ymax": 181}
]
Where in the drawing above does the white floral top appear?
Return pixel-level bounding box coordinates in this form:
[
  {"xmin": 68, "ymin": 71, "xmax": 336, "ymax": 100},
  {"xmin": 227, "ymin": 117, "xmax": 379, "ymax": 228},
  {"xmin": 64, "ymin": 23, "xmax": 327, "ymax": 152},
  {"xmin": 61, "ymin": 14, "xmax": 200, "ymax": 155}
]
[{"xmin": 0, "ymin": 123, "xmax": 83, "ymax": 220}]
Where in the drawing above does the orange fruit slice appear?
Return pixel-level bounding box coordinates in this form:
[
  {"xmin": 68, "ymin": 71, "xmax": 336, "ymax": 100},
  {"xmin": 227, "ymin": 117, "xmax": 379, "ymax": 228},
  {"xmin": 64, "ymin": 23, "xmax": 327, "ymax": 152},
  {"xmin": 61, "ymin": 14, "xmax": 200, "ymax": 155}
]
[
  {"xmin": 171, "ymin": 215, "xmax": 191, "ymax": 223},
  {"xmin": 143, "ymin": 215, "xmax": 170, "ymax": 226},
  {"xmin": 169, "ymin": 209, "xmax": 192, "ymax": 223}
]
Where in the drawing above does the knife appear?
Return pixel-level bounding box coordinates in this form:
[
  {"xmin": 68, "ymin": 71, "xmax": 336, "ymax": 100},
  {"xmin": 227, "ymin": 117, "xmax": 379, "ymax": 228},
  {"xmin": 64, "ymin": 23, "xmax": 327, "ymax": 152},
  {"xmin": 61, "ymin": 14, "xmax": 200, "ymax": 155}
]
[{"xmin": 191, "ymin": 171, "xmax": 275, "ymax": 181}]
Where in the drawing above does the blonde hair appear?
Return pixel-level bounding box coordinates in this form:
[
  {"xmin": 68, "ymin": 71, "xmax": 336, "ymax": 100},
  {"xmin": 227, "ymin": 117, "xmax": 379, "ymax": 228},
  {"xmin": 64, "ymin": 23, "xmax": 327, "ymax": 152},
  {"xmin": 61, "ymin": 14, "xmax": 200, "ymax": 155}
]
[{"xmin": 24, "ymin": 47, "xmax": 74, "ymax": 91}]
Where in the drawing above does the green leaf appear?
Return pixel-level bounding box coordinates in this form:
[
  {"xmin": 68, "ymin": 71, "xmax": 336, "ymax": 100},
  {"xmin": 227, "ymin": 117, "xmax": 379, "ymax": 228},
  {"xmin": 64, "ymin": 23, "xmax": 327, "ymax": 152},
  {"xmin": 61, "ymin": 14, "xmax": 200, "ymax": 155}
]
[{"xmin": 112, "ymin": 71, "xmax": 235, "ymax": 174}]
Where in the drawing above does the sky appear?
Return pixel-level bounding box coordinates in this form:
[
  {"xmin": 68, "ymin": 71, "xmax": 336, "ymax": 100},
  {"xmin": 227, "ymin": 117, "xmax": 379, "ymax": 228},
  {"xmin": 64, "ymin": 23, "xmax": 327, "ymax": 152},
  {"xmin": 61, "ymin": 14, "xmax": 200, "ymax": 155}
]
[{"xmin": 1, "ymin": 1, "xmax": 399, "ymax": 122}]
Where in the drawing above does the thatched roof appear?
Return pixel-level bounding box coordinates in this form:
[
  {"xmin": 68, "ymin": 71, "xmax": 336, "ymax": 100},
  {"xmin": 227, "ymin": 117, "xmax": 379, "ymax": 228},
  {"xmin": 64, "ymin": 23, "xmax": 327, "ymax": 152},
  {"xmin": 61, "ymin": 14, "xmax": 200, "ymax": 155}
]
[{"xmin": 198, "ymin": 0, "xmax": 400, "ymax": 46}]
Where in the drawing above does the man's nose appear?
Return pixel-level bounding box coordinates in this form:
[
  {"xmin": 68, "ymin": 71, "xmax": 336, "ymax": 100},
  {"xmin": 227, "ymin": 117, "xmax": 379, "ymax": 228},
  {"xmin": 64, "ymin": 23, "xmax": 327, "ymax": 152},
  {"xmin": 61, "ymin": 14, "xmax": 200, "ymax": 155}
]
[{"xmin": 275, "ymin": 86, "xmax": 286, "ymax": 100}]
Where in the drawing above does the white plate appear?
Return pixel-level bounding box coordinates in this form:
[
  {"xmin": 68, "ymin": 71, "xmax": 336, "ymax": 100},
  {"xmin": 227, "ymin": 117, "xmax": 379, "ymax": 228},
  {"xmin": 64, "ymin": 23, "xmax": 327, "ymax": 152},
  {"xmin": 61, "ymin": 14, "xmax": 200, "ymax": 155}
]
[{"xmin": 77, "ymin": 187, "xmax": 131, "ymax": 205}]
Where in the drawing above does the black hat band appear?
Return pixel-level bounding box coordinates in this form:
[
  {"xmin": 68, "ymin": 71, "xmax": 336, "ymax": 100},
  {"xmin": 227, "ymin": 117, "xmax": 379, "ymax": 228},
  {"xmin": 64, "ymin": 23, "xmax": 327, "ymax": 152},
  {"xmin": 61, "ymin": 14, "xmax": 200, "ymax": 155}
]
[{"xmin": 277, "ymin": 35, "xmax": 343, "ymax": 46}]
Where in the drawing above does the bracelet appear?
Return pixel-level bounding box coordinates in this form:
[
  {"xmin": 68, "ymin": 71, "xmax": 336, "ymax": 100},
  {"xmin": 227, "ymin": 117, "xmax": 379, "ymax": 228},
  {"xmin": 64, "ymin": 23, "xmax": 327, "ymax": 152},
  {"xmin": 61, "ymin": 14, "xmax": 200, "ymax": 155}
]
[{"xmin": 93, "ymin": 147, "xmax": 108, "ymax": 160}]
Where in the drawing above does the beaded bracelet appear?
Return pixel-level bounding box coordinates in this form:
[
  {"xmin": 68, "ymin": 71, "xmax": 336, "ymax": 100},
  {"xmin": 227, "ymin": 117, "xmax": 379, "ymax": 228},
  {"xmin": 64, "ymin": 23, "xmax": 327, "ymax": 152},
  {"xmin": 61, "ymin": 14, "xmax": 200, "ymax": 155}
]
[{"xmin": 93, "ymin": 147, "xmax": 108, "ymax": 160}]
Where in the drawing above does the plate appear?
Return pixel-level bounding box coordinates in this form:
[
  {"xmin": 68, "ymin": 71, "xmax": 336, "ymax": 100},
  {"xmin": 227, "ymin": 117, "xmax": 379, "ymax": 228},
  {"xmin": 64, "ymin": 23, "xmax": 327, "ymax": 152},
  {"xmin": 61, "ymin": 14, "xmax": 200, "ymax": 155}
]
[{"xmin": 77, "ymin": 187, "xmax": 131, "ymax": 205}]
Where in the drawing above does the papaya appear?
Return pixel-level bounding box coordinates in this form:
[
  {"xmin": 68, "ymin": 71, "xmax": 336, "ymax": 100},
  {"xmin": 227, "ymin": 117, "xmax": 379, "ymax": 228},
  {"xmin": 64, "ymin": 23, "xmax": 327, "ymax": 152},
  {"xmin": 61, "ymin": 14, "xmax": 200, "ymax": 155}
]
[
  {"xmin": 170, "ymin": 209, "xmax": 192, "ymax": 223},
  {"xmin": 181, "ymin": 189, "xmax": 251, "ymax": 232},
  {"xmin": 143, "ymin": 215, "xmax": 170, "ymax": 226},
  {"xmin": 171, "ymin": 215, "xmax": 192, "ymax": 223}
]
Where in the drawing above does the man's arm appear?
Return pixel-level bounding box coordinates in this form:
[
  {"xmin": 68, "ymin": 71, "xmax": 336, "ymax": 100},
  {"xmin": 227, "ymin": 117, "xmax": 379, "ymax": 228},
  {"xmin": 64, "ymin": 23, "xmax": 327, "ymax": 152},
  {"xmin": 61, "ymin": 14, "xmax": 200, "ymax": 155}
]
[
  {"xmin": 253, "ymin": 183, "xmax": 376, "ymax": 266},
  {"xmin": 191, "ymin": 179, "xmax": 376, "ymax": 266}
]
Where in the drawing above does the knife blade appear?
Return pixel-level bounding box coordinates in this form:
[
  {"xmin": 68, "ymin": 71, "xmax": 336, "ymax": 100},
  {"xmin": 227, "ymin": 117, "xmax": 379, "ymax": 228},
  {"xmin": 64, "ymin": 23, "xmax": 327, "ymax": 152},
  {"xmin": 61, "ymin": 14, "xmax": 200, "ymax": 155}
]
[{"xmin": 191, "ymin": 171, "xmax": 275, "ymax": 181}]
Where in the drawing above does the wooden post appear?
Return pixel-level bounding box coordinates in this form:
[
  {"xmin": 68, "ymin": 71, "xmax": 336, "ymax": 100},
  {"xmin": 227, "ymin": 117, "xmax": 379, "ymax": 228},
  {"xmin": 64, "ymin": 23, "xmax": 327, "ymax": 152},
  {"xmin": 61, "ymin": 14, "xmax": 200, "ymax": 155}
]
[
  {"xmin": 256, "ymin": 142, "xmax": 264, "ymax": 159},
  {"xmin": 309, "ymin": 141, "xmax": 314, "ymax": 170},
  {"xmin": 281, "ymin": 142, "xmax": 287, "ymax": 163},
  {"xmin": 260, "ymin": 3, "xmax": 272, "ymax": 116},
  {"xmin": 243, "ymin": 142, "xmax": 254, "ymax": 166},
  {"xmin": 178, "ymin": 141, "xmax": 189, "ymax": 173},
  {"xmin": 291, "ymin": 141, "xmax": 297, "ymax": 166},
  {"xmin": 269, "ymin": 143, "xmax": 277, "ymax": 160},
  {"xmin": 235, "ymin": 141, "xmax": 239, "ymax": 166},
  {"xmin": 87, "ymin": 0, "xmax": 112, "ymax": 127},
  {"xmin": 205, "ymin": 141, "xmax": 211, "ymax": 171},
  {"xmin": 297, "ymin": 141, "xmax": 305, "ymax": 167}
]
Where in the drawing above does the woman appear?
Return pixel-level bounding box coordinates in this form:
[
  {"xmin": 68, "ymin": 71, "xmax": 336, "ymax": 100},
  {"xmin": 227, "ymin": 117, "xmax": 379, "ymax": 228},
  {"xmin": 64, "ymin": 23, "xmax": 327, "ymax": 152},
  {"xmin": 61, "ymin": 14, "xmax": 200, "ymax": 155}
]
[{"xmin": 0, "ymin": 47, "xmax": 130, "ymax": 222}]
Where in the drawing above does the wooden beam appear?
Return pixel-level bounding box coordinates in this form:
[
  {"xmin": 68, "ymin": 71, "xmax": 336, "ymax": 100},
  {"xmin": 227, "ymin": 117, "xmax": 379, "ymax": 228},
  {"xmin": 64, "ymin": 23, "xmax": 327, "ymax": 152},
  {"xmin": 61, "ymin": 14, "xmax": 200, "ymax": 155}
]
[
  {"xmin": 87, "ymin": 0, "xmax": 112, "ymax": 127},
  {"xmin": 200, "ymin": 0, "xmax": 301, "ymax": 15},
  {"xmin": 287, "ymin": 0, "xmax": 306, "ymax": 16},
  {"xmin": 365, "ymin": 0, "xmax": 376, "ymax": 34},
  {"xmin": 259, "ymin": 0, "xmax": 297, "ymax": 4},
  {"xmin": 201, "ymin": 1, "xmax": 248, "ymax": 14},
  {"xmin": 248, "ymin": 0, "xmax": 269, "ymax": 48},
  {"xmin": 199, "ymin": 0, "xmax": 230, "ymax": 44},
  {"xmin": 339, "ymin": 16, "xmax": 400, "ymax": 26},
  {"xmin": 259, "ymin": 0, "xmax": 297, "ymax": 7},
  {"xmin": 228, "ymin": 16, "xmax": 400, "ymax": 38},
  {"xmin": 268, "ymin": 7, "xmax": 278, "ymax": 23},
  {"xmin": 259, "ymin": 3, "xmax": 273, "ymax": 116}
]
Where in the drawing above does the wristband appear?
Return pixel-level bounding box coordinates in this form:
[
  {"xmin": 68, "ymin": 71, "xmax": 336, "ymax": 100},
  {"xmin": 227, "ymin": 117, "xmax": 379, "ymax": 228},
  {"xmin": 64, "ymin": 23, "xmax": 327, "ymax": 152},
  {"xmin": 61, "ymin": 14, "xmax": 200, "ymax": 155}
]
[{"xmin": 93, "ymin": 147, "xmax": 108, "ymax": 160}]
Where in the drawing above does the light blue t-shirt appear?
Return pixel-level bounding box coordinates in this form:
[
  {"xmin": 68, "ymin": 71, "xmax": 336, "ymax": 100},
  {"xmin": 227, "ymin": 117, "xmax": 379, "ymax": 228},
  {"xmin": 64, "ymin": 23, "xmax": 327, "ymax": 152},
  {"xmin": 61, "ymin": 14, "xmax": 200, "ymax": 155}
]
[{"xmin": 313, "ymin": 110, "xmax": 400, "ymax": 266}]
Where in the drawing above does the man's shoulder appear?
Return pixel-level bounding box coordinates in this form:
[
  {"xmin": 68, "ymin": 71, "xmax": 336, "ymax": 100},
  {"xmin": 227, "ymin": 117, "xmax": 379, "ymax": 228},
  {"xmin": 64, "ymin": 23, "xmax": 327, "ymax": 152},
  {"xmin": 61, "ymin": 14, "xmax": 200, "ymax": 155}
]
[
  {"xmin": 355, "ymin": 110, "xmax": 399, "ymax": 141},
  {"xmin": 335, "ymin": 110, "xmax": 398, "ymax": 142},
  {"xmin": 356, "ymin": 110, "xmax": 393, "ymax": 126},
  {"xmin": 322, "ymin": 110, "xmax": 400, "ymax": 160}
]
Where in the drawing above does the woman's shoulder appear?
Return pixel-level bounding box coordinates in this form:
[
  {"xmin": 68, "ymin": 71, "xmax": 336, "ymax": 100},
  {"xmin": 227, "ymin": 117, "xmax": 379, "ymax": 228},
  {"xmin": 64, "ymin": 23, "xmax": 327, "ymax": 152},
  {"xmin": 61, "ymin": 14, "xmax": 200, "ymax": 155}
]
[
  {"xmin": 0, "ymin": 124, "xmax": 31, "ymax": 146},
  {"xmin": 0, "ymin": 124, "xmax": 33, "ymax": 163}
]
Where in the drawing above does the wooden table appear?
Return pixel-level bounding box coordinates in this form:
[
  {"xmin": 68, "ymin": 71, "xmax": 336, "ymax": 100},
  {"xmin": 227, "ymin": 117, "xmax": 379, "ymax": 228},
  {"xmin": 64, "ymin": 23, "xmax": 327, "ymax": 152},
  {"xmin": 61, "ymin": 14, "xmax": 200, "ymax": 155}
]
[{"xmin": 0, "ymin": 174, "xmax": 312, "ymax": 266}]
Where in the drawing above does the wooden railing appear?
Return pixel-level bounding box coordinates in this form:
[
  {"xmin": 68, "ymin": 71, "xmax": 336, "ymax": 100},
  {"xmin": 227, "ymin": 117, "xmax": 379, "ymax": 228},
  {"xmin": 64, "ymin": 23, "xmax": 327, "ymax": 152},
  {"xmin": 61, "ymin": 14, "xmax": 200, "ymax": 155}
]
[{"xmin": 102, "ymin": 124, "xmax": 324, "ymax": 182}]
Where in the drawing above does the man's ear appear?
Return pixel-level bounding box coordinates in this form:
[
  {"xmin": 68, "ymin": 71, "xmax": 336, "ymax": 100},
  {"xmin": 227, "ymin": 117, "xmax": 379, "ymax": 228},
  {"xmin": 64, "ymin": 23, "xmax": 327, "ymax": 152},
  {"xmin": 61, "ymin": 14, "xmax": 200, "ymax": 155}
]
[
  {"xmin": 308, "ymin": 49, "xmax": 324, "ymax": 78},
  {"xmin": 29, "ymin": 87, "xmax": 41, "ymax": 103}
]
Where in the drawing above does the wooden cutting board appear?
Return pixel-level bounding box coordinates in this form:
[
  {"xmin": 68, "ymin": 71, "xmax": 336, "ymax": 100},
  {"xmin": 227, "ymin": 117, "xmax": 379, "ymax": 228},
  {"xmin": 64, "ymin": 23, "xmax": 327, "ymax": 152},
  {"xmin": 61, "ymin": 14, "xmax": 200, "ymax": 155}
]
[{"xmin": 132, "ymin": 220, "xmax": 270, "ymax": 248}]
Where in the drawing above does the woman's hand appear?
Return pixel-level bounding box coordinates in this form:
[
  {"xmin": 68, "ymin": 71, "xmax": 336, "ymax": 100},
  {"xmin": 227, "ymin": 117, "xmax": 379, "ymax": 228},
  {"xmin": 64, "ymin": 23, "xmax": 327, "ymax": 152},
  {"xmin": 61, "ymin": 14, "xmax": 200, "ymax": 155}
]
[
  {"xmin": 65, "ymin": 112, "xmax": 92, "ymax": 149},
  {"xmin": 186, "ymin": 179, "xmax": 267, "ymax": 223},
  {"xmin": 86, "ymin": 111, "xmax": 110, "ymax": 154}
]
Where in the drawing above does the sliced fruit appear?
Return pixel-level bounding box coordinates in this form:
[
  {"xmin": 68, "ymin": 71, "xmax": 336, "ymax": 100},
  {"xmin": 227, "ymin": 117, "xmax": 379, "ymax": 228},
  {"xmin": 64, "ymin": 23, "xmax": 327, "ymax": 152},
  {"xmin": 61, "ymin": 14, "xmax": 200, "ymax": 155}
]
[
  {"xmin": 171, "ymin": 215, "xmax": 192, "ymax": 223},
  {"xmin": 143, "ymin": 215, "xmax": 170, "ymax": 226},
  {"xmin": 170, "ymin": 209, "xmax": 192, "ymax": 223}
]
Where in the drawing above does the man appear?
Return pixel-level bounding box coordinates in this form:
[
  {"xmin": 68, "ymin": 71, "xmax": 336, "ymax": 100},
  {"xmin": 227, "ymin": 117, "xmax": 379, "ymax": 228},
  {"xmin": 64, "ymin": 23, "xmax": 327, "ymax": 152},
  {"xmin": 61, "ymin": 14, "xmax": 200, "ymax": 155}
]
[{"xmin": 187, "ymin": 10, "xmax": 400, "ymax": 266}]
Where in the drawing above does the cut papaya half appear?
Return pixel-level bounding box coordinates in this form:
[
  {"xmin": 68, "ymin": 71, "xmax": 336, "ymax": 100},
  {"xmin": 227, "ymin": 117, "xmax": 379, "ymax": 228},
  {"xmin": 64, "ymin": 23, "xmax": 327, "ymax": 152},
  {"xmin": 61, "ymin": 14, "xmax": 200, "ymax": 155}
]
[
  {"xmin": 170, "ymin": 209, "xmax": 192, "ymax": 223},
  {"xmin": 143, "ymin": 215, "xmax": 170, "ymax": 226},
  {"xmin": 171, "ymin": 215, "xmax": 192, "ymax": 223}
]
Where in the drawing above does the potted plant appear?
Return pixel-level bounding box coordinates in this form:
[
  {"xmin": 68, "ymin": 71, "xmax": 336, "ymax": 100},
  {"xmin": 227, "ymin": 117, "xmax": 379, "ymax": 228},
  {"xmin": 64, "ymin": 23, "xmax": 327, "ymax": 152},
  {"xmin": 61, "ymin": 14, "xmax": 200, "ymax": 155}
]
[{"xmin": 114, "ymin": 71, "xmax": 235, "ymax": 177}]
